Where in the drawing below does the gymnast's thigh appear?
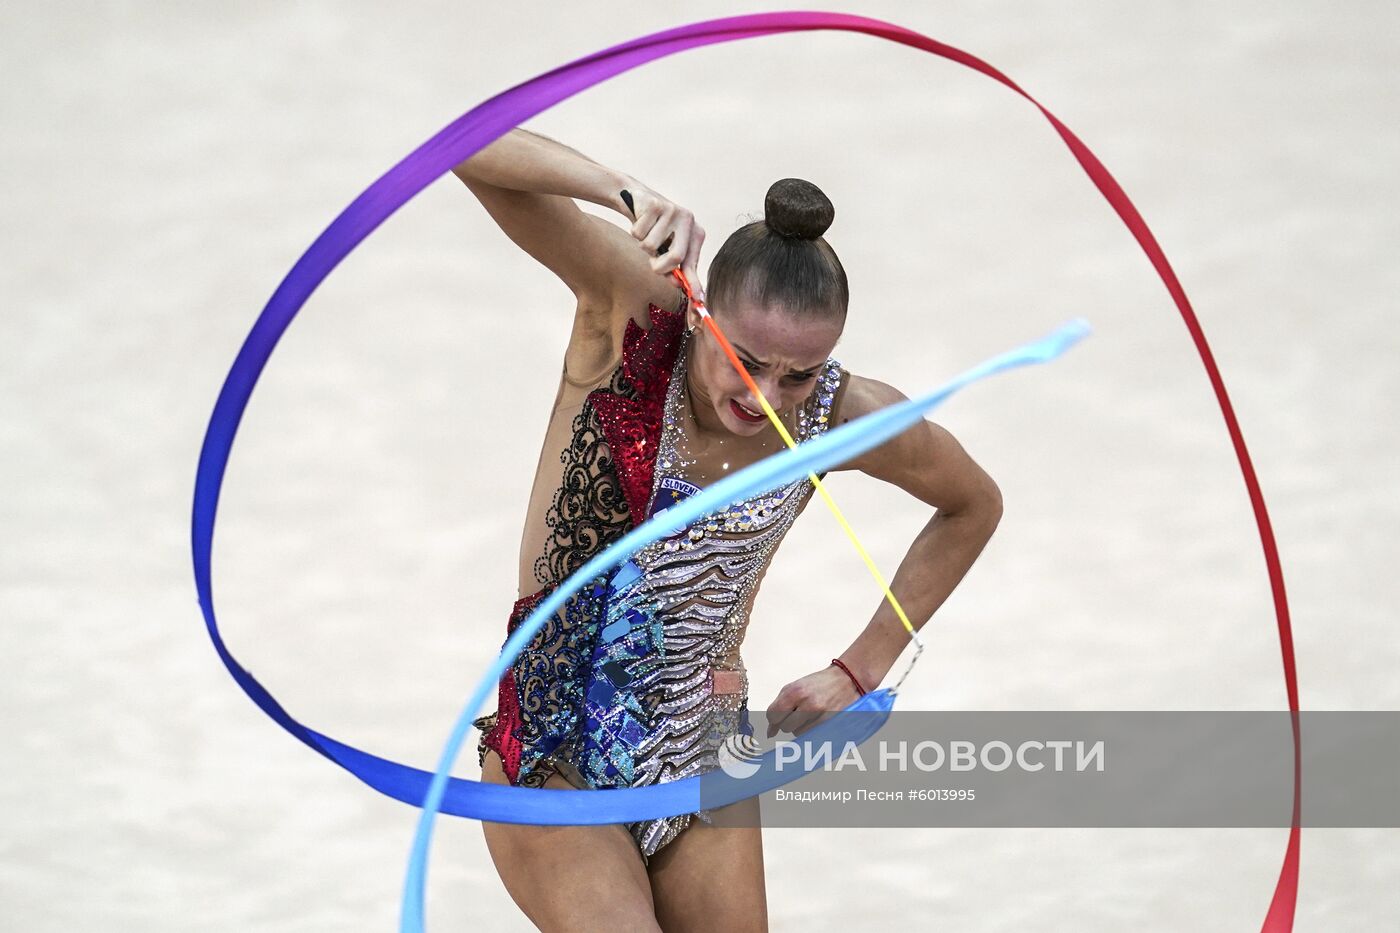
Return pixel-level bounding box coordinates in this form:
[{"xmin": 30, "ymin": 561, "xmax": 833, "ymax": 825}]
[
  {"xmin": 479, "ymin": 749, "xmax": 660, "ymax": 932},
  {"xmin": 647, "ymin": 796, "xmax": 768, "ymax": 933}
]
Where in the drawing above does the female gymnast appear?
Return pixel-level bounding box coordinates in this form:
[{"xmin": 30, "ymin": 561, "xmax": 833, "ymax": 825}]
[{"xmin": 452, "ymin": 127, "xmax": 1003, "ymax": 932}]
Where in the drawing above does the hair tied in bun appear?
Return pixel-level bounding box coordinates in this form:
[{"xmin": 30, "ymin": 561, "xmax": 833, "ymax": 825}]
[{"xmin": 764, "ymin": 177, "xmax": 835, "ymax": 241}]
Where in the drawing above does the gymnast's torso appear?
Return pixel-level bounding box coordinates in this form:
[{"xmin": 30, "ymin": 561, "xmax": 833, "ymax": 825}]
[{"xmin": 476, "ymin": 285, "xmax": 849, "ymax": 859}]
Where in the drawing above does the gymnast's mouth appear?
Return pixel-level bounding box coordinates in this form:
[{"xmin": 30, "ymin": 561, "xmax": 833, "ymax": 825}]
[{"xmin": 729, "ymin": 399, "xmax": 765, "ymax": 423}]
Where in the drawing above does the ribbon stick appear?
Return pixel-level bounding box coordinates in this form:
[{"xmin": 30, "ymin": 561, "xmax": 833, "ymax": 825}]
[
  {"xmin": 672, "ymin": 268, "xmax": 928, "ymax": 690},
  {"xmin": 190, "ymin": 11, "xmax": 1297, "ymax": 933}
]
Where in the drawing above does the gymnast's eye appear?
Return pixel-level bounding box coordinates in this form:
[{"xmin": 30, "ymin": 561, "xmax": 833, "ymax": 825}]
[
  {"xmin": 785, "ymin": 372, "xmax": 816, "ymax": 384},
  {"xmin": 741, "ymin": 359, "xmax": 762, "ymax": 375}
]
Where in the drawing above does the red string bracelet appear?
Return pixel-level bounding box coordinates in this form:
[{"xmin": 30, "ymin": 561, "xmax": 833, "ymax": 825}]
[{"xmin": 830, "ymin": 659, "xmax": 868, "ymax": 698}]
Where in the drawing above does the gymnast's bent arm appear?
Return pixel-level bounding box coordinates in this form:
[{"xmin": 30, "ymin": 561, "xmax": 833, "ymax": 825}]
[
  {"xmin": 765, "ymin": 373, "xmax": 1003, "ymax": 737},
  {"xmin": 836, "ymin": 374, "xmax": 1003, "ymax": 688},
  {"xmin": 450, "ymin": 128, "xmax": 706, "ymax": 340}
]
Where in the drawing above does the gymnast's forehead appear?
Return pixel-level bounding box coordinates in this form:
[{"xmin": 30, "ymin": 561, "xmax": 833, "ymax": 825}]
[{"xmin": 709, "ymin": 300, "xmax": 842, "ymax": 370}]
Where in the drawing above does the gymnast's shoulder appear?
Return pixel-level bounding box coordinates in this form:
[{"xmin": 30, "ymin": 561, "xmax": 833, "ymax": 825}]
[
  {"xmin": 825, "ymin": 371, "xmax": 1002, "ymax": 519},
  {"xmin": 827, "ymin": 371, "xmax": 902, "ymax": 429}
]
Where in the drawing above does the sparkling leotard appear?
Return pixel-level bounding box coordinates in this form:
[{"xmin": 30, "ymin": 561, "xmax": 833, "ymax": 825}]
[{"xmin": 475, "ymin": 298, "xmax": 848, "ymax": 860}]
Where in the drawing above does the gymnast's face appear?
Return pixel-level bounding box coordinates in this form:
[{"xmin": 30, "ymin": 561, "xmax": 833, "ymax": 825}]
[{"xmin": 684, "ymin": 300, "xmax": 844, "ymax": 438}]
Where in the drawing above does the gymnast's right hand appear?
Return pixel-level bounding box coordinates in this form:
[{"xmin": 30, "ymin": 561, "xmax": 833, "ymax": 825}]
[{"xmin": 617, "ymin": 177, "xmax": 707, "ymax": 301}]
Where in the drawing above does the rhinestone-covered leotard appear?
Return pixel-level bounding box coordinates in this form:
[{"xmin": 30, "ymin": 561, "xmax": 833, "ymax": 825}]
[{"xmin": 475, "ymin": 298, "xmax": 847, "ymax": 861}]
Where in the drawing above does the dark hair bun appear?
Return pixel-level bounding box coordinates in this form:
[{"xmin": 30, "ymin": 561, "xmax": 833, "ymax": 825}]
[{"xmin": 764, "ymin": 177, "xmax": 834, "ymax": 240}]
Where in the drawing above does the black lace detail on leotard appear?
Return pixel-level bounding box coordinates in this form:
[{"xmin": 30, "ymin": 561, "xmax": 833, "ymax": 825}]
[
  {"xmin": 530, "ymin": 298, "xmax": 688, "ymax": 588},
  {"xmin": 531, "ymin": 365, "xmax": 633, "ymax": 588}
]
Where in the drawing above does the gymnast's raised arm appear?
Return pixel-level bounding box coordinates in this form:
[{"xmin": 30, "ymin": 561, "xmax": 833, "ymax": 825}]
[{"xmin": 451, "ymin": 128, "xmax": 705, "ymax": 353}]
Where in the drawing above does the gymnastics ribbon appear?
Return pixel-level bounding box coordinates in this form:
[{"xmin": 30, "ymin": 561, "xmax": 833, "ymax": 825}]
[{"xmin": 189, "ymin": 12, "xmax": 1297, "ymax": 933}]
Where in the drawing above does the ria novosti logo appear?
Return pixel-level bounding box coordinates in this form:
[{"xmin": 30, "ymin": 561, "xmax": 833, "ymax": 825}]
[{"xmin": 717, "ymin": 734, "xmax": 1106, "ymax": 778}]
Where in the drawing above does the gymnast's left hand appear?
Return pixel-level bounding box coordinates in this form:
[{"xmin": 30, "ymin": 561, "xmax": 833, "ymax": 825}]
[{"xmin": 764, "ymin": 666, "xmax": 863, "ymax": 738}]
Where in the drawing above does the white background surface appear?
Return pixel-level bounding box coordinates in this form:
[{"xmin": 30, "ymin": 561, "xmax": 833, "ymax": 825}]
[{"xmin": 3, "ymin": 1, "xmax": 1396, "ymax": 929}]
